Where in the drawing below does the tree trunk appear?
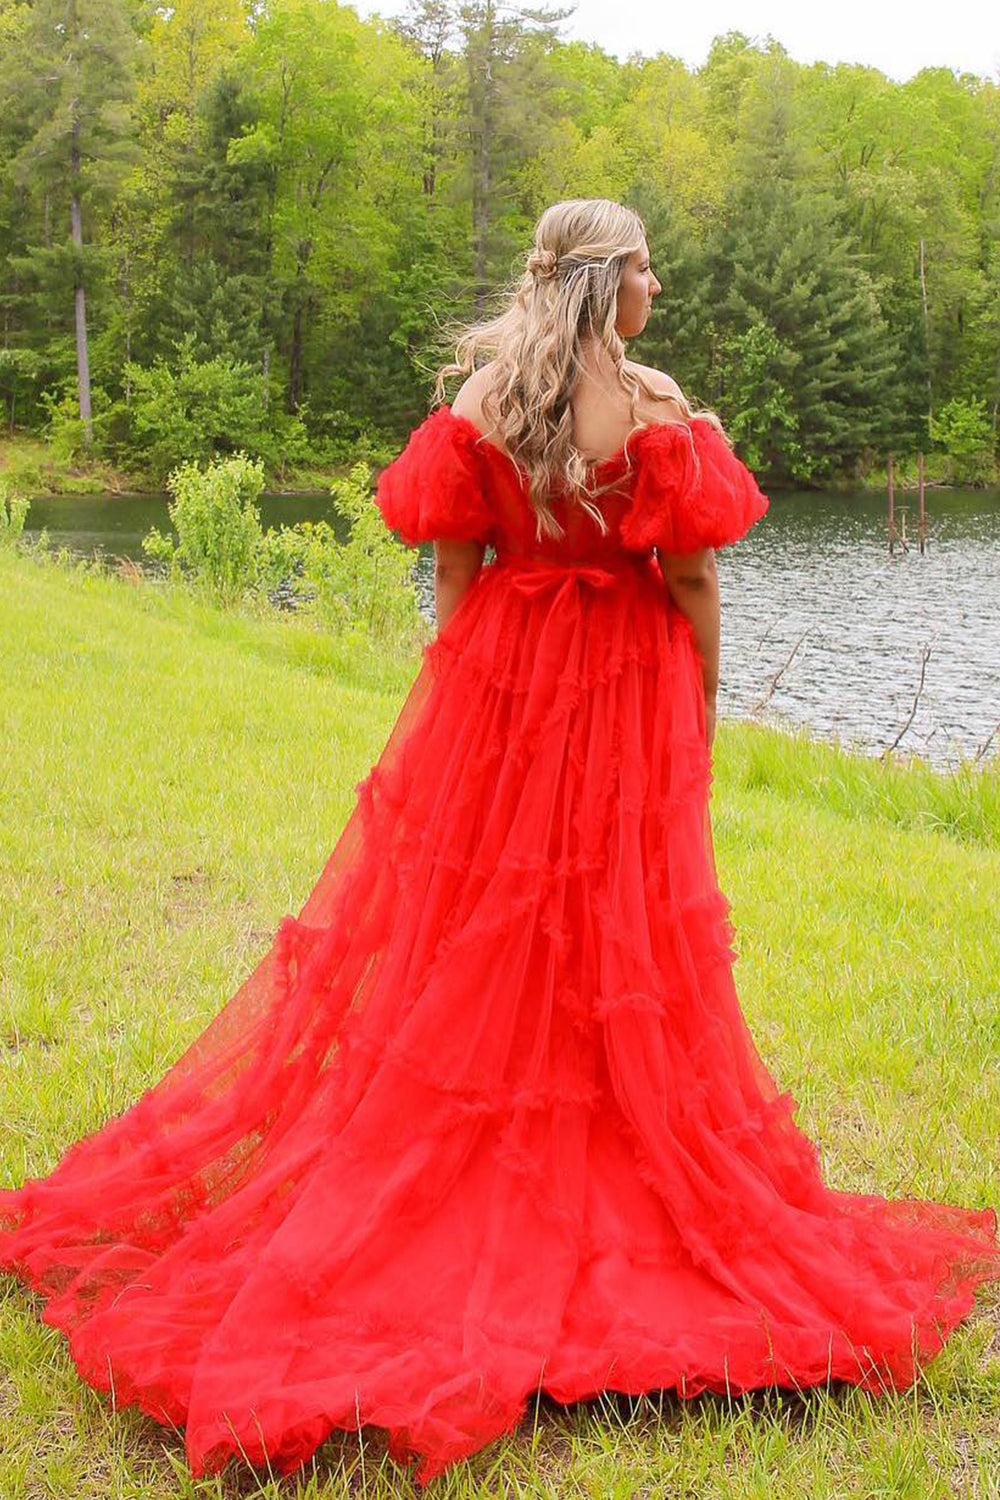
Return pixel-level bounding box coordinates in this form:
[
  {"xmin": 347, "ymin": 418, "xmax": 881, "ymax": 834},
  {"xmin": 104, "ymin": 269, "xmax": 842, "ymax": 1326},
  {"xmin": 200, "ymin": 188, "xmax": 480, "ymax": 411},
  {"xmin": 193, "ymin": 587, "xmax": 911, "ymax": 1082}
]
[
  {"xmin": 287, "ymin": 299, "xmax": 305, "ymax": 413},
  {"xmin": 918, "ymin": 236, "xmax": 932, "ymax": 424},
  {"xmin": 70, "ymin": 120, "xmax": 93, "ymax": 446},
  {"xmin": 286, "ymin": 238, "xmax": 314, "ymax": 412},
  {"xmin": 118, "ymin": 226, "xmax": 132, "ymax": 404},
  {"xmin": 471, "ymin": 1, "xmax": 496, "ymax": 310}
]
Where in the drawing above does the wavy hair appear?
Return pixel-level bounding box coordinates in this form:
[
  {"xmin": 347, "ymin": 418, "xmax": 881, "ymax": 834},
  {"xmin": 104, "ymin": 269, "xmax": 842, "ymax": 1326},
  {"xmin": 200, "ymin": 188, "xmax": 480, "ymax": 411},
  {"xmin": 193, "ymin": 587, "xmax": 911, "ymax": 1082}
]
[{"xmin": 432, "ymin": 197, "xmax": 726, "ymax": 539}]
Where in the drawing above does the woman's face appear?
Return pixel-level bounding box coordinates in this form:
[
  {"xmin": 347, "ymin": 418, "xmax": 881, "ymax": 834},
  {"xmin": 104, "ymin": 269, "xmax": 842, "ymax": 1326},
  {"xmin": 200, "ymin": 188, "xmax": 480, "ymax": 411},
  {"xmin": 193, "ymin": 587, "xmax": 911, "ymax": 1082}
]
[{"xmin": 615, "ymin": 240, "xmax": 661, "ymax": 338}]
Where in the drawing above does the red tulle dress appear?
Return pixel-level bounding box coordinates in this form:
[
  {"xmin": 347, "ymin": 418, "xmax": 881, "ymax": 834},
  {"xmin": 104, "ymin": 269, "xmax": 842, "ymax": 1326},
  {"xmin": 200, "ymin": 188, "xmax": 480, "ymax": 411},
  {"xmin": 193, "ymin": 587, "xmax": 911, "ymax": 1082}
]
[{"xmin": 2, "ymin": 405, "xmax": 998, "ymax": 1486}]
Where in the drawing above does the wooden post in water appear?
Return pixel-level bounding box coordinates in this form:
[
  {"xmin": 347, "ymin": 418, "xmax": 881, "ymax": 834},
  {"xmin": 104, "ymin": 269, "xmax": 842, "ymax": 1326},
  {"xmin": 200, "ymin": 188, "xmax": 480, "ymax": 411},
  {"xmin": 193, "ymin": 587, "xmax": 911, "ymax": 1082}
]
[
  {"xmin": 887, "ymin": 453, "xmax": 896, "ymax": 554},
  {"xmin": 917, "ymin": 451, "xmax": 927, "ymax": 554}
]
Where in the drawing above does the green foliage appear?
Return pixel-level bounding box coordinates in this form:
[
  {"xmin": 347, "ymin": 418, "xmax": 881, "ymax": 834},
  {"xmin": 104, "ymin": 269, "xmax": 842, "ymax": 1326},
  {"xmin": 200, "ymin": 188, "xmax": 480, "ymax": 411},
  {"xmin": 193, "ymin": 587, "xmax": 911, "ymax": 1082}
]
[
  {"xmin": 625, "ymin": 186, "xmax": 716, "ymax": 404},
  {"xmin": 143, "ymin": 451, "xmax": 424, "ymax": 645},
  {"xmin": 716, "ymin": 322, "xmax": 805, "ymax": 478},
  {"xmin": 290, "ymin": 408, "xmax": 399, "ymax": 472},
  {"xmin": 124, "ymin": 336, "xmax": 311, "ymax": 483},
  {"xmin": 0, "ymin": 0, "xmax": 138, "ymax": 436},
  {"xmin": 928, "ymin": 396, "xmax": 999, "ymax": 486},
  {"xmin": 713, "ymin": 161, "xmax": 903, "ymax": 483},
  {"xmin": 259, "ymin": 461, "xmax": 423, "ymax": 647},
  {"xmin": 0, "ymin": 447, "xmax": 44, "ymax": 496},
  {"xmin": 165, "ymin": 261, "xmax": 266, "ymax": 366},
  {"xmin": 2, "ymin": 3, "xmax": 1000, "ymax": 485},
  {"xmin": 38, "ymin": 387, "xmax": 96, "ymax": 464},
  {"xmin": 325, "ymin": 461, "xmax": 425, "ymax": 647},
  {"xmin": 0, "ymin": 479, "xmax": 29, "ymax": 545},
  {"xmin": 143, "ymin": 452, "xmax": 267, "ymax": 603},
  {"xmin": 0, "ymin": 348, "xmax": 44, "ymax": 428}
]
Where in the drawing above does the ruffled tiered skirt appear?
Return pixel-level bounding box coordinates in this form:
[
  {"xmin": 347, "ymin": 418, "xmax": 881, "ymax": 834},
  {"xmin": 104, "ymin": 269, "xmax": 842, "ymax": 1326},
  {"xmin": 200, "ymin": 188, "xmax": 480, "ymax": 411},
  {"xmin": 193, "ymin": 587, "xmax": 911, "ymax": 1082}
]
[{"xmin": 2, "ymin": 552, "xmax": 998, "ymax": 1485}]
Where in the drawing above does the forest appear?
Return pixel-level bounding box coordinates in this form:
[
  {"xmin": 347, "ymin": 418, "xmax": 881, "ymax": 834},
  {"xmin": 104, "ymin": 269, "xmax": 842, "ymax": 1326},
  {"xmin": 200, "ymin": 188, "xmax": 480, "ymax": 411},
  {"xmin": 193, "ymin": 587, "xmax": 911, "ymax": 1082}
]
[{"xmin": 0, "ymin": 0, "xmax": 998, "ymax": 488}]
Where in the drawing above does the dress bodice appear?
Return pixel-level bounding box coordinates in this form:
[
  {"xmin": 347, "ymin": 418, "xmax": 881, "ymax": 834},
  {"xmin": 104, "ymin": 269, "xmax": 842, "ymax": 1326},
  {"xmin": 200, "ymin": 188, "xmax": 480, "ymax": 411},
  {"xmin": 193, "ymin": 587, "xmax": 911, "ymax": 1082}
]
[{"xmin": 375, "ymin": 405, "xmax": 770, "ymax": 566}]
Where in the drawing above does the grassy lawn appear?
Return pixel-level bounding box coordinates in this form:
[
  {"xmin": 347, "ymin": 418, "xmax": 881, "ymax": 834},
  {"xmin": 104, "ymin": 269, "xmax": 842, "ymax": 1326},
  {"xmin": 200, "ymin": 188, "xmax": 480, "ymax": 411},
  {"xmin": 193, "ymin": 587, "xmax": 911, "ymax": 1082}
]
[{"xmin": 1, "ymin": 546, "xmax": 998, "ymax": 1498}]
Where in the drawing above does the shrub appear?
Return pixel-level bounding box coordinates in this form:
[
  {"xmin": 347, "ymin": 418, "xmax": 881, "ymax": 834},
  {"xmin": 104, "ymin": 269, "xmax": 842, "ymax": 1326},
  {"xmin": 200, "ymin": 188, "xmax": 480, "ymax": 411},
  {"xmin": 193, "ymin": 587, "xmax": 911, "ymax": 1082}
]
[
  {"xmin": 258, "ymin": 462, "xmax": 423, "ymax": 648},
  {"xmin": 124, "ymin": 335, "xmax": 311, "ymax": 483},
  {"xmin": 717, "ymin": 321, "xmax": 810, "ymax": 482},
  {"xmin": 928, "ymin": 396, "xmax": 998, "ymax": 487},
  {"xmin": 325, "ymin": 461, "xmax": 425, "ymax": 647},
  {"xmin": 38, "ymin": 387, "xmax": 91, "ymax": 463},
  {"xmin": 34, "ymin": 385, "xmax": 136, "ymax": 477},
  {"xmin": 0, "ymin": 447, "xmax": 44, "ymax": 496},
  {"xmin": 0, "ymin": 479, "xmax": 29, "ymax": 545},
  {"xmin": 143, "ymin": 452, "xmax": 266, "ymax": 604}
]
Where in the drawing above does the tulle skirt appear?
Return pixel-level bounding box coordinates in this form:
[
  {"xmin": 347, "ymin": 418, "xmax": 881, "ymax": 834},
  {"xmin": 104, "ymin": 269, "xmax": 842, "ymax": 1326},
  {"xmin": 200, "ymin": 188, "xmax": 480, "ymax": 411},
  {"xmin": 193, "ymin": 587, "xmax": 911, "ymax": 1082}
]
[{"xmin": 2, "ymin": 553, "xmax": 998, "ymax": 1485}]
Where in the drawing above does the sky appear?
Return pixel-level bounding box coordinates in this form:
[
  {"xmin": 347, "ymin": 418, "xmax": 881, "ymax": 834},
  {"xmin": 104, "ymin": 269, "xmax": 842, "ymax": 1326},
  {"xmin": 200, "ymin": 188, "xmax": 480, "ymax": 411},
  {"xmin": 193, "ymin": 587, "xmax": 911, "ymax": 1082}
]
[{"xmin": 349, "ymin": 0, "xmax": 1000, "ymax": 84}]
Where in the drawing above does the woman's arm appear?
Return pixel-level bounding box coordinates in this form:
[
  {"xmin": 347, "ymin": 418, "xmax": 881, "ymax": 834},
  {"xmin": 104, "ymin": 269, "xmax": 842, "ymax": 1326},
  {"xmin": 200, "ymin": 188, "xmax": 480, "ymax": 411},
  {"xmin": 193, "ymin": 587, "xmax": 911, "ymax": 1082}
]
[
  {"xmin": 433, "ymin": 538, "xmax": 486, "ymax": 630},
  {"xmin": 657, "ymin": 546, "xmax": 720, "ymax": 748},
  {"xmin": 432, "ymin": 370, "xmax": 494, "ymax": 628}
]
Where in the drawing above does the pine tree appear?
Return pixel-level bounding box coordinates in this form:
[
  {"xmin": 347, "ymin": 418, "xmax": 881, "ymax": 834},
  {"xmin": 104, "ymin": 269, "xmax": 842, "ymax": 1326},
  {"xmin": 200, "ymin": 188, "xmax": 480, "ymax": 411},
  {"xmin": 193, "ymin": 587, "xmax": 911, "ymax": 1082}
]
[
  {"xmin": 456, "ymin": 0, "xmax": 573, "ymax": 306},
  {"xmin": 0, "ymin": 0, "xmax": 137, "ymax": 443},
  {"xmin": 151, "ymin": 70, "xmax": 273, "ymax": 369},
  {"xmin": 708, "ymin": 56, "xmax": 906, "ymax": 482},
  {"xmin": 625, "ymin": 185, "xmax": 717, "ymax": 410},
  {"xmin": 711, "ymin": 180, "xmax": 902, "ymax": 482}
]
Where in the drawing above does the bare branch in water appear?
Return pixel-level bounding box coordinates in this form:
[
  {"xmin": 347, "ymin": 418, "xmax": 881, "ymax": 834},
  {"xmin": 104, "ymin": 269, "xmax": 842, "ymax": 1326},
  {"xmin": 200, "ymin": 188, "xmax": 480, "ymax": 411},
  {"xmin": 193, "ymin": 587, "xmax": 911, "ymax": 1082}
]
[
  {"xmin": 751, "ymin": 629, "xmax": 811, "ymax": 713},
  {"xmin": 974, "ymin": 721, "xmax": 1000, "ymax": 764},
  {"xmin": 885, "ymin": 645, "xmax": 932, "ymax": 755}
]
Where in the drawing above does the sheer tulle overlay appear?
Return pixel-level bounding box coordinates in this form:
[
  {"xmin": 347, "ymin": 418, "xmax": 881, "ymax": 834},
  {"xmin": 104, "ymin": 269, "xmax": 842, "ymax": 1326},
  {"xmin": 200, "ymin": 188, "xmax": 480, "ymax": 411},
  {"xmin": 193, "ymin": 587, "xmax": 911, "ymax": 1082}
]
[{"xmin": 2, "ymin": 407, "xmax": 998, "ymax": 1486}]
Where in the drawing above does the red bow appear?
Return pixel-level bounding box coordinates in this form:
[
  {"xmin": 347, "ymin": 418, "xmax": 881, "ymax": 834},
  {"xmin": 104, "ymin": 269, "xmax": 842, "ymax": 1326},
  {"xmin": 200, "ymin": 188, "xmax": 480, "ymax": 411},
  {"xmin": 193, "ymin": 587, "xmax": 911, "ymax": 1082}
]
[{"xmin": 499, "ymin": 558, "xmax": 631, "ymax": 607}]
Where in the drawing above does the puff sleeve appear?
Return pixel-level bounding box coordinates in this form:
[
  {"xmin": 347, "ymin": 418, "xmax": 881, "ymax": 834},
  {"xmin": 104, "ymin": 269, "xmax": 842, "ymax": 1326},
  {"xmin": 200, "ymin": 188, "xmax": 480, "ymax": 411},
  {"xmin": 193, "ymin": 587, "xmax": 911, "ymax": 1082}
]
[
  {"xmin": 620, "ymin": 417, "xmax": 769, "ymax": 556},
  {"xmin": 375, "ymin": 407, "xmax": 495, "ymax": 548}
]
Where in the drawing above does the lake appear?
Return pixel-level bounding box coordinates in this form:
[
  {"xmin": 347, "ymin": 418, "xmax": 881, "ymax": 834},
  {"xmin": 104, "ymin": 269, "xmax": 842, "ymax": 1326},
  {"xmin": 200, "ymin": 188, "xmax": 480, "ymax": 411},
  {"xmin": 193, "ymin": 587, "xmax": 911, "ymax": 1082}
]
[{"xmin": 23, "ymin": 484, "xmax": 1000, "ymax": 771}]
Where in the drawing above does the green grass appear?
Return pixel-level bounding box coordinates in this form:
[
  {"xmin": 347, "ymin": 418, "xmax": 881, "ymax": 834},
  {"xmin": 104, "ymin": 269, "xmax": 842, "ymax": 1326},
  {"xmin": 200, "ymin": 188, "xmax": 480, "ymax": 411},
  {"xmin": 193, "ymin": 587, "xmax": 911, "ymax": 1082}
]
[
  {"xmin": 1, "ymin": 546, "xmax": 998, "ymax": 1498},
  {"xmin": 0, "ymin": 433, "xmax": 145, "ymax": 496}
]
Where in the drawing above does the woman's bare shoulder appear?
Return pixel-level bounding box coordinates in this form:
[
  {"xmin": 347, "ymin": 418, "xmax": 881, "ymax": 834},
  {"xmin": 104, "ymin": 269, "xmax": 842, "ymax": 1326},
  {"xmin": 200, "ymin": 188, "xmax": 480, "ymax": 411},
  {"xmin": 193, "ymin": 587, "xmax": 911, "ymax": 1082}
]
[
  {"xmin": 450, "ymin": 357, "xmax": 685, "ymax": 437},
  {"xmin": 450, "ymin": 364, "xmax": 499, "ymax": 428},
  {"xmin": 626, "ymin": 360, "xmax": 687, "ymax": 424}
]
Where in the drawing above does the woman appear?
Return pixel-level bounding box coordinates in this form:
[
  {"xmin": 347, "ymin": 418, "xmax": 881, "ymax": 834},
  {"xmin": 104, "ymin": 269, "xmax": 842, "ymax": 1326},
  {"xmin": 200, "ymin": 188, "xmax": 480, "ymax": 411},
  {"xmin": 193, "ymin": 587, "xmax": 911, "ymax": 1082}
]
[{"xmin": 2, "ymin": 197, "xmax": 998, "ymax": 1488}]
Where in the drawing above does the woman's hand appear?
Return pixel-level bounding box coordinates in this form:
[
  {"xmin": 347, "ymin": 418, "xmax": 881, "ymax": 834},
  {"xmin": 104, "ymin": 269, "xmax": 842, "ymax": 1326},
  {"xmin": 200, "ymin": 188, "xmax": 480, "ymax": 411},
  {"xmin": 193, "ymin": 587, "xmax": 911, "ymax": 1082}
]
[
  {"xmin": 704, "ymin": 693, "xmax": 717, "ymax": 750},
  {"xmin": 658, "ymin": 547, "xmax": 721, "ymax": 752}
]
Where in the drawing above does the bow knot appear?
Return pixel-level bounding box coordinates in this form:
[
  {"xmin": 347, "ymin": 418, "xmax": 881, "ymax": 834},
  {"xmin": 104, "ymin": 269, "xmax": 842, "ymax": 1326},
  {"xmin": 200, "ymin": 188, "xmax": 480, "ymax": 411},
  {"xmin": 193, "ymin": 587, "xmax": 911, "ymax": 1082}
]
[{"xmin": 497, "ymin": 556, "xmax": 635, "ymax": 607}]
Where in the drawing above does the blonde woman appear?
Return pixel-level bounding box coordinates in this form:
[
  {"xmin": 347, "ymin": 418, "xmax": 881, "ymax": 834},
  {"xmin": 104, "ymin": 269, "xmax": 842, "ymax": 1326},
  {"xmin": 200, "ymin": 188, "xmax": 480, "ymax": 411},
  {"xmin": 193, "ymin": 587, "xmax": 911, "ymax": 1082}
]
[{"xmin": 2, "ymin": 198, "xmax": 998, "ymax": 1488}]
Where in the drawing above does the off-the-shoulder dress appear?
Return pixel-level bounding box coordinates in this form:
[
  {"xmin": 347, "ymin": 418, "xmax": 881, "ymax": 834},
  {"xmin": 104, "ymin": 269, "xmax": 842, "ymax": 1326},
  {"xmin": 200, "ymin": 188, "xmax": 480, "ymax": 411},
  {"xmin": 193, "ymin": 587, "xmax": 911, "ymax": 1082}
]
[{"xmin": 2, "ymin": 405, "xmax": 997, "ymax": 1487}]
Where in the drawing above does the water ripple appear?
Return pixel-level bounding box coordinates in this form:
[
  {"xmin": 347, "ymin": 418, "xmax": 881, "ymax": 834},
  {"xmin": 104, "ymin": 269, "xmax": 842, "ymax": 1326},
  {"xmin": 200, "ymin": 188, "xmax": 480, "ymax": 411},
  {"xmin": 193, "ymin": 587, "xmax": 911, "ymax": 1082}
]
[
  {"xmin": 25, "ymin": 484, "xmax": 1000, "ymax": 770},
  {"xmin": 714, "ymin": 488, "xmax": 1000, "ymax": 769}
]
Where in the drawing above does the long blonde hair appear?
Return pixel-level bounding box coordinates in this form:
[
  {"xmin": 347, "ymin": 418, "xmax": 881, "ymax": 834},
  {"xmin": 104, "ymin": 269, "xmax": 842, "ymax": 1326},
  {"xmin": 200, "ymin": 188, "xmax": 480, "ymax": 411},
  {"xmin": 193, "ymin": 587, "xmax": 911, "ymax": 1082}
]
[{"xmin": 432, "ymin": 197, "xmax": 726, "ymax": 539}]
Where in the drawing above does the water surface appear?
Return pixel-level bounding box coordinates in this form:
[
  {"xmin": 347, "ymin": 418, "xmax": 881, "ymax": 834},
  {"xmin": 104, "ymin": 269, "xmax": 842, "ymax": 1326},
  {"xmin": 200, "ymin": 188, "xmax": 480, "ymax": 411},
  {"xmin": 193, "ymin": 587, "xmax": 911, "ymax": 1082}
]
[{"xmin": 24, "ymin": 485, "xmax": 1000, "ymax": 769}]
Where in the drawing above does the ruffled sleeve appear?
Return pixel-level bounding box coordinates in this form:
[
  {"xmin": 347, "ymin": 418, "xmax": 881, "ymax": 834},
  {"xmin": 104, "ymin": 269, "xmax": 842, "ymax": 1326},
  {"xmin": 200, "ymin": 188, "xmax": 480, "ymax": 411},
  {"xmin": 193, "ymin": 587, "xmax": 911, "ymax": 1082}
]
[
  {"xmin": 375, "ymin": 407, "xmax": 494, "ymax": 548},
  {"xmin": 620, "ymin": 417, "xmax": 769, "ymax": 556}
]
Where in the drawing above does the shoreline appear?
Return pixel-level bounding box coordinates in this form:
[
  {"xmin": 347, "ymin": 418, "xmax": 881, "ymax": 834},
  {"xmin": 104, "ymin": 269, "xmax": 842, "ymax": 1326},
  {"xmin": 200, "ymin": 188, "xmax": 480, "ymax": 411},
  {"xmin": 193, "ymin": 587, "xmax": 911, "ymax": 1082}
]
[
  {"xmin": 2, "ymin": 542, "xmax": 997, "ymax": 784},
  {"xmin": 0, "ymin": 434, "xmax": 367, "ymax": 499},
  {"xmin": 3, "ymin": 434, "xmax": 987, "ymax": 500}
]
